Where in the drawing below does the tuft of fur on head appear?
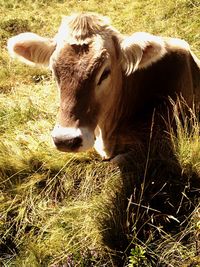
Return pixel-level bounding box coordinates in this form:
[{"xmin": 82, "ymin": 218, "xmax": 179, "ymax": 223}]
[
  {"xmin": 55, "ymin": 12, "xmax": 118, "ymax": 45},
  {"xmin": 120, "ymin": 32, "xmax": 167, "ymax": 75}
]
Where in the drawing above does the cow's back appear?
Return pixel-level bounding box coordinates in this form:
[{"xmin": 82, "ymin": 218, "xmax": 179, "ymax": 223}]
[
  {"xmin": 121, "ymin": 48, "xmax": 200, "ymax": 126},
  {"xmin": 110, "ymin": 47, "xmax": 200, "ymax": 156}
]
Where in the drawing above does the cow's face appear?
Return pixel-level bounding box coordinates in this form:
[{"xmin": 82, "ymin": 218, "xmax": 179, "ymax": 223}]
[
  {"xmin": 8, "ymin": 13, "xmax": 167, "ymax": 153},
  {"xmin": 50, "ymin": 36, "xmax": 121, "ymax": 152}
]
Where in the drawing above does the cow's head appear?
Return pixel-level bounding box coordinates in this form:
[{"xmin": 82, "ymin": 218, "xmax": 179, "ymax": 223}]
[{"xmin": 8, "ymin": 13, "xmax": 167, "ymax": 153}]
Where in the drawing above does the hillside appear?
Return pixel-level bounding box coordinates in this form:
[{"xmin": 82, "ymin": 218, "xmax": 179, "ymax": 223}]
[{"xmin": 0, "ymin": 0, "xmax": 200, "ymax": 266}]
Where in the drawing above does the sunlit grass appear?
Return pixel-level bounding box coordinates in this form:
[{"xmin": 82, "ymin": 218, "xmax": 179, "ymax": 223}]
[
  {"xmin": 0, "ymin": 154, "xmax": 122, "ymax": 266},
  {"xmin": 169, "ymin": 98, "xmax": 200, "ymax": 175},
  {"xmin": 0, "ymin": 0, "xmax": 200, "ymax": 266}
]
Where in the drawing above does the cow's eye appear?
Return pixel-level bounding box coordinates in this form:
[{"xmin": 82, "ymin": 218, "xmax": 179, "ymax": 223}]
[{"xmin": 97, "ymin": 68, "xmax": 111, "ymax": 86}]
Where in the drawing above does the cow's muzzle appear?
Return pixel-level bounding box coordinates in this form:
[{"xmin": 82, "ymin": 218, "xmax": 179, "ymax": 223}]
[
  {"xmin": 51, "ymin": 125, "xmax": 94, "ymax": 152},
  {"xmin": 53, "ymin": 136, "xmax": 82, "ymax": 152}
]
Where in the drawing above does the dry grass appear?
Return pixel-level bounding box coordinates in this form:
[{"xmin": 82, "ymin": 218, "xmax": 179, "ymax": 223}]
[{"xmin": 0, "ymin": 0, "xmax": 199, "ymax": 266}]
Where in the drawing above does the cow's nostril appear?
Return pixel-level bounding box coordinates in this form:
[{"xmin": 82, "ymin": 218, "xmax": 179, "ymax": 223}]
[
  {"xmin": 53, "ymin": 136, "xmax": 82, "ymax": 151},
  {"xmin": 68, "ymin": 136, "xmax": 82, "ymax": 150}
]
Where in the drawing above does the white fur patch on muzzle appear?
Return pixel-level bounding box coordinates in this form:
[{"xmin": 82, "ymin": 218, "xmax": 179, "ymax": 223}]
[{"xmin": 51, "ymin": 125, "xmax": 95, "ymax": 152}]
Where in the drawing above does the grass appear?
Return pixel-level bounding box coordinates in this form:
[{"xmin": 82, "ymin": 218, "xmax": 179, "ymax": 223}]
[{"xmin": 0, "ymin": 0, "xmax": 200, "ymax": 266}]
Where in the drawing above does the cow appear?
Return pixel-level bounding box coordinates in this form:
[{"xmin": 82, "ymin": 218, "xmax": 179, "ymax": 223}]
[{"xmin": 7, "ymin": 12, "xmax": 200, "ymax": 161}]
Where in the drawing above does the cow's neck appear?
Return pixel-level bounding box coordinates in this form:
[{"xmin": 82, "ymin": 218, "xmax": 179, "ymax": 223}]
[{"xmin": 94, "ymin": 73, "xmax": 131, "ymax": 159}]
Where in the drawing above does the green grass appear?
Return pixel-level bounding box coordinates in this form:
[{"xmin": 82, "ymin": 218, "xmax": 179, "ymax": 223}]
[{"xmin": 0, "ymin": 0, "xmax": 200, "ymax": 266}]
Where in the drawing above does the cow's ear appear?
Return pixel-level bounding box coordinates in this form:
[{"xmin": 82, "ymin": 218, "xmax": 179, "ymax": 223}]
[
  {"xmin": 7, "ymin": 33, "xmax": 56, "ymax": 67},
  {"xmin": 120, "ymin": 32, "xmax": 167, "ymax": 75}
]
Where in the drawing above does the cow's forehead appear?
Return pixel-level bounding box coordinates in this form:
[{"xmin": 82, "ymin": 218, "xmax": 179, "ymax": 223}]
[
  {"xmin": 50, "ymin": 13, "xmax": 118, "ymax": 82},
  {"xmin": 55, "ymin": 13, "xmax": 113, "ymax": 45},
  {"xmin": 50, "ymin": 36, "xmax": 111, "ymax": 80}
]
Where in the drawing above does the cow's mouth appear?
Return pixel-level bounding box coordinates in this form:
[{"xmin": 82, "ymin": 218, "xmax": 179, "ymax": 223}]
[{"xmin": 53, "ymin": 136, "xmax": 83, "ymax": 152}]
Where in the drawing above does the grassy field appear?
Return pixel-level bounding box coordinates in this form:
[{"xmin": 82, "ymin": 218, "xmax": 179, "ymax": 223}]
[{"xmin": 0, "ymin": 0, "xmax": 200, "ymax": 266}]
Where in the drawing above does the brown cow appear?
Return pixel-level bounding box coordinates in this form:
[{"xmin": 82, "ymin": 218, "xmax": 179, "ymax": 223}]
[{"xmin": 7, "ymin": 13, "xmax": 200, "ymax": 160}]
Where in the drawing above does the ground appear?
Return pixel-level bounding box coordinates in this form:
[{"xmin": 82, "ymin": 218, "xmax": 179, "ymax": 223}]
[{"xmin": 0, "ymin": 0, "xmax": 200, "ymax": 266}]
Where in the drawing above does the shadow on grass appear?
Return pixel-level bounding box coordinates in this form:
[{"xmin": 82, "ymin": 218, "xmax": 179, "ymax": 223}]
[
  {"xmin": 99, "ymin": 130, "xmax": 200, "ymax": 267},
  {"xmin": 0, "ymin": 108, "xmax": 199, "ymax": 267}
]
